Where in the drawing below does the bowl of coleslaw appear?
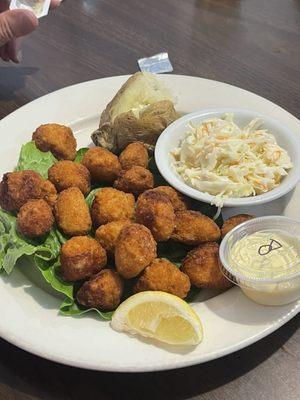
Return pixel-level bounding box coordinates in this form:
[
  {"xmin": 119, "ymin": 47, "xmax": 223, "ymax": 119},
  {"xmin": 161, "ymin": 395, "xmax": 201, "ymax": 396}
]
[{"xmin": 155, "ymin": 108, "xmax": 300, "ymax": 207}]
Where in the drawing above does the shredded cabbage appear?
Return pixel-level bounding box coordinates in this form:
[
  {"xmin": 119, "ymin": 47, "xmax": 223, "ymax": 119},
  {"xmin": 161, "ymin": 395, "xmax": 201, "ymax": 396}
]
[{"xmin": 171, "ymin": 114, "xmax": 292, "ymax": 206}]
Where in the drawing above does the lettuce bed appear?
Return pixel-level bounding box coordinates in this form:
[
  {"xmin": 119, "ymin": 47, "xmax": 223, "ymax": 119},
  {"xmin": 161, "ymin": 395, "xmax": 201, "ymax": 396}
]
[{"xmin": 0, "ymin": 141, "xmax": 222, "ymax": 320}]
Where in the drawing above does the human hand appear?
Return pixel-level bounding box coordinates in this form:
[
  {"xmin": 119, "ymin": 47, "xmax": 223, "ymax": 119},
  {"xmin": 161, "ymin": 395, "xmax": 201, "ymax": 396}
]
[{"xmin": 0, "ymin": 0, "xmax": 61, "ymax": 63}]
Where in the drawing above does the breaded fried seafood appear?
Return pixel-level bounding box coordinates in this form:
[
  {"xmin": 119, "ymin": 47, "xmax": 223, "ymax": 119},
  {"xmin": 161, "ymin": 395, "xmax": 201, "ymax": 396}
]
[
  {"xmin": 82, "ymin": 147, "xmax": 121, "ymax": 183},
  {"xmin": 115, "ymin": 223, "xmax": 157, "ymax": 279},
  {"xmin": 114, "ymin": 166, "xmax": 154, "ymax": 196},
  {"xmin": 135, "ymin": 189, "xmax": 175, "ymax": 241},
  {"xmin": 32, "ymin": 123, "xmax": 77, "ymax": 160},
  {"xmin": 221, "ymin": 214, "xmax": 254, "ymax": 238},
  {"xmin": 48, "ymin": 160, "xmax": 91, "ymax": 195},
  {"xmin": 95, "ymin": 220, "xmax": 131, "ymax": 254},
  {"xmin": 182, "ymin": 242, "xmax": 232, "ymax": 289},
  {"xmin": 77, "ymin": 269, "xmax": 123, "ymax": 310},
  {"xmin": 91, "ymin": 188, "xmax": 135, "ymax": 227},
  {"xmin": 152, "ymin": 186, "xmax": 188, "ymax": 212},
  {"xmin": 0, "ymin": 170, "xmax": 43, "ymax": 211},
  {"xmin": 54, "ymin": 187, "xmax": 92, "ymax": 236},
  {"xmin": 119, "ymin": 141, "xmax": 149, "ymax": 170},
  {"xmin": 17, "ymin": 199, "xmax": 54, "ymax": 238},
  {"xmin": 134, "ymin": 258, "xmax": 190, "ymax": 299},
  {"xmin": 172, "ymin": 210, "xmax": 220, "ymax": 245},
  {"xmin": 60, "ymin": 236, "xmax": 107, "ymax": 281}
]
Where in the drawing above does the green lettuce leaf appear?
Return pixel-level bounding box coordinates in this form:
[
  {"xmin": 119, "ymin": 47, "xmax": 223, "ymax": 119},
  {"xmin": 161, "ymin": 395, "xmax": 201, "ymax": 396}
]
[
  {"xmin": 85, "ymin": 188, "xmax": 100, "ymax": 207},
  {"xmin": 16, "ymin": 141, "xmax": 57, "ymax": 179},
  {"xmin": 74, "ymin": 147, "xmax": 89, "ymax": 163},
  {"xmin": 34, "ymin": 256, "xmax": 74, "ymax": 300},
  {"xmin": 60, "ymin": 297, "xmax": 114, "ymax": 320},
  {"xmin": 54, "ymin": 228, "xmax": 68, "ymax": 244}
]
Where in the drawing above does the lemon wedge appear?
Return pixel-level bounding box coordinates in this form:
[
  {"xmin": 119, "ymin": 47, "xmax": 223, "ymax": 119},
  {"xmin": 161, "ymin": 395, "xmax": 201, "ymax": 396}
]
[{"xmin": 111, "ymin": 291, "xmax": 203, "ymax": 346}]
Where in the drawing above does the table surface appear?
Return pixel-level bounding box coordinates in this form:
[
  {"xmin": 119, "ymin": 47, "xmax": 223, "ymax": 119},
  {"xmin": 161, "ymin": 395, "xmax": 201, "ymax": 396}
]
[{"xmin": 0, "ymin": 0, "xmax": 299, "ymax": 399}]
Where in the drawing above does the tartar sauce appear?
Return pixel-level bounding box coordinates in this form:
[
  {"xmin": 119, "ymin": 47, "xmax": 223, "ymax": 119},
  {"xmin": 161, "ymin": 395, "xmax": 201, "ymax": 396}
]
[{"xmin": 229, "ymin": 230, "xmax": 300, "ymax": 280}]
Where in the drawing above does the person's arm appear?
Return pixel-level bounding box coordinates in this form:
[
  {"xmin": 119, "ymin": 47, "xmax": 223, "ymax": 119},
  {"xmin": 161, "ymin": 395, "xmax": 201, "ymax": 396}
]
[{"xmin": 0, "ymin": 0, "xmax": 61, "ymax": 63}]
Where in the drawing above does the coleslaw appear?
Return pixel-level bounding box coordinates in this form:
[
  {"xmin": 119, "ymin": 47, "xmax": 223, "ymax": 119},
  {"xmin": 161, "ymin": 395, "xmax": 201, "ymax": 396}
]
[{"xmin": 171, "ymin": 114, "xmax": 292, "ymax": 206}]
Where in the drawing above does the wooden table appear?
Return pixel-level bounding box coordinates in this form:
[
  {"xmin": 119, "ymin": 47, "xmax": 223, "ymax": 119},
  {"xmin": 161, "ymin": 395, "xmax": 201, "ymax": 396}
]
[{"xmin": 0, "ymin": 1, "xmax": 299, "ymax": 399}]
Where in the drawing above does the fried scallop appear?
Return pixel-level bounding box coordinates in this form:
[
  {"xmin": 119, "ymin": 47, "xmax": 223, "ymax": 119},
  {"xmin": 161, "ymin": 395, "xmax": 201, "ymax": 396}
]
[
  {"xmin": 0, "ymin": 170, "xmax": 44, "ymax": 211},
  {"xmin": 95, "ymin": 220, "xmax": 131, "ymax": 254},
  {"xmin": 182, "ymin": 242, "xmax": 232, "ymax": 289},
  {"xmin": 135, "ymin": 190, "xmax": 175, "ymax": 241},
  {"xmin": 17, "ymin": 199, "xmax": 54, "ymax": 238},
  {"xmin": 60, "ymin": 236, "xmax": 107, "ymax": 281},
  {"xmin": 76, "ymin": 269, "xmax": 123, "ymax": 310},
  {"xmin": 115, "ymin": 223, "xmax": 157, "ymax": 279},
  {"xmin": 91, "ymin": 187, "xmax": 135, "ymax": 228},
  {"xmin": 39, "ymin": 180, "xmax": 58, "ymax": 208},
  {"xmin": 171, "ymin": 210, "xmax": 221, "ymax": 245},
  {"xmin": 152, "ymin": 186, "xmax": 189, "ymax": 212},
  {"xmin": 221, "ymin": 214, "xmax": 254, "ymax": 238},
  {"xmin": 48, "ymin": 160, "xmax": 91, "ymax": 195},
  {"xmin": 113, "ymin": 166, "xmax": 154, "ymax": 196},
  {"xmin": 54, "ymin": 187, "xmax": 92, "ymax": 236},
  {"xmin": 134, "ymin": 258, "xmax": 191, "ymax": 299},
  {"xmin": 119, "ymin": 141, "xmax": 149, "ymax": 170},
  {"xmin": 32, "ymin": 123, "xmax": 77, "ymax": 160},
  {"xmin": 82, "ymin": 147, "xmax": 121, "ymax": 183}
]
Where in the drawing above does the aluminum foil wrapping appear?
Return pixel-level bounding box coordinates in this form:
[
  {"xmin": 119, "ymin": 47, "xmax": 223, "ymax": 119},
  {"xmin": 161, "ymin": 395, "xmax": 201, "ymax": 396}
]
[
  {"xmin": 138, "ymin": 52, "xmax": 173, "ymax": 74},
  {"xmin": 10, "ymin": 0, "xmax": 51, "ymax": 18}
]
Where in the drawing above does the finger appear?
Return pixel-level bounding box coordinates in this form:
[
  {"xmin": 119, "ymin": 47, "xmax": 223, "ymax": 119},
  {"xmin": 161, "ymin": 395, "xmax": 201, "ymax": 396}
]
[
  {"xmin": 0, "ymin": 44, "xmax": 10, "ymax": 61},
  {"xmin": 0, "ymin": 9, "xmax": 38, "ymax": 47},
  {"xmin": 50, "ymin": 0, "xmax": 62, "ymax": 9},
  {"xmin": 0, "ymin": 1, "xmax": 9, "ymax": 13},
  {"xmin": 6, "ymin": 37, "xmax": 22, "ymax": 63}
]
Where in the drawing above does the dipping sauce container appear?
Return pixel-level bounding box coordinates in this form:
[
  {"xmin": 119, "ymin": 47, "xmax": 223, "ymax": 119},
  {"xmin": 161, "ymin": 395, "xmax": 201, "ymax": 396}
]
[{"xmin": 219, "ymin": 216, "xmax": 300, "ymax": 305}]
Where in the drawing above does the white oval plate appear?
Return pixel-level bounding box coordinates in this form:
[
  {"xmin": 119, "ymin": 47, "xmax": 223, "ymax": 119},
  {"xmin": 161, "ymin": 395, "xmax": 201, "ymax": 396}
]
[{"xmin": 0, "ymin": 75, "xmax": 299, "ymax": 372}]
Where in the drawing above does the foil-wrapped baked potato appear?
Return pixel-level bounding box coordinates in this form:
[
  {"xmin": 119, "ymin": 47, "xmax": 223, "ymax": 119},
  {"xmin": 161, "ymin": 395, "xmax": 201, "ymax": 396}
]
[{"xmin": 91, "ymin": 72, "xmax": 178, "ymax": 153}]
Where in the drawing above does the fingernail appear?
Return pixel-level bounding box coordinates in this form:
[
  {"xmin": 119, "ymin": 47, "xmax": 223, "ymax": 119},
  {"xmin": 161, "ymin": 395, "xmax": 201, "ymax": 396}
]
[{"xmin": 17, "ymin": 50, "xmax": 22, "ymax": 63}]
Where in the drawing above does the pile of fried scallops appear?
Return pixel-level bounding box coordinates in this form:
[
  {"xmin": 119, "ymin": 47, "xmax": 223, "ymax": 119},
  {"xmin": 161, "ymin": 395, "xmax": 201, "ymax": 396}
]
[{"xmin": 0, "ymin": 123, "xmax": 253, "ymax": 313}]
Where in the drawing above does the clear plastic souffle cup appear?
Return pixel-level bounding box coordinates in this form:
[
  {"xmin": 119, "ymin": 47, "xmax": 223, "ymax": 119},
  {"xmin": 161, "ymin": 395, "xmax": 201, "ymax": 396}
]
[{"xmin": 219, "ymin": 216, "xmax": 300, "ymax": 306}]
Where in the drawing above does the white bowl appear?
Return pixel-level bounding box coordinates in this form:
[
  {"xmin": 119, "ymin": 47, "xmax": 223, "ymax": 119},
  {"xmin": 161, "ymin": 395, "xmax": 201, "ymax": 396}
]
[{"xmin": 155, "ymin": 108, "xmax": 300, "ymax": 207}]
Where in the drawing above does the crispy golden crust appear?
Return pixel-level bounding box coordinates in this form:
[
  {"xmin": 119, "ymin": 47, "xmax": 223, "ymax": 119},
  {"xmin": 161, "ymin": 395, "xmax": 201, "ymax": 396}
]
[
  {"xmin": 91, "ymin": 187, "xmax": 135, "ymax": 228},
  {"xmin": 54, "ymin": 187, "xmax": 92, "ymax": 236},
  {"xmin": 171, "ymin": 210, "xmax": 221, "ymax": 245},
  {"xmin": 115, "ymin": 223, "xmax": 157, "ymax": 279},
  {"xmin": 60, "ymin": 236, "xmax": 107, "ymax": 282},
  {"xmin": 82, "ymin": 147, "xmax": 121, "ymax": 183},
  {"xmin": 95, "ymin": 220, "xmax": 131, "ymax": 254},
  {"xmin": 134, "ymin": 258, "xmax": 191, "ymax": 299},
  {"xmin": 152, "ymin": 186, "xmax": 189, "ymax": 212},
  {"xmin": 39, "ymin": 180, "xmax": 58, "ymax": 208},
  {"xmin": 17, "ymin": 199, "xmax": 54, "ymax": 238},
  {"xmin": 32, "ymin": 124, "xmax": 77, "ymax": 160},
  {"xmin": 0, "ymin": 170, "xmax": 43, "ymax": 211},
  {"xmin": 182, "ymin": 243, "xmax": 232, "ymax": 289},
  {"xmin": 48, "ymin": 160, "xmax": 91, "ymax": 195},
  {"xmin": 119, "ymin": 142, "xmax": 149, "ymax": 170},
  {"xmin": 76, "ymin": 269, "xmax": 123, "ymax": 310},
  {"xmin": 221, "ymin": 214, "xmax": 254, "ymax": 238},
  {"xmin": 135, "ymin": 190, "xmax": 175, "ymax": 241},
  {"xmin": 113, "ymin": 166, "xmax": 154, "ymax": 196}
]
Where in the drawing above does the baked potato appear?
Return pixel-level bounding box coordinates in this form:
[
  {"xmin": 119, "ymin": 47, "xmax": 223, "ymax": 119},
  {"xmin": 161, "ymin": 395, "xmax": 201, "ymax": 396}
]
[{"xmin": 91, "ymin": 72, "xmax": 178, "ymax": 153}]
